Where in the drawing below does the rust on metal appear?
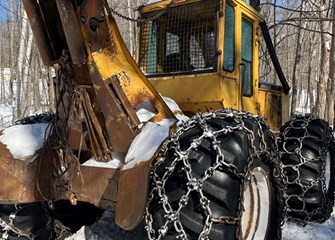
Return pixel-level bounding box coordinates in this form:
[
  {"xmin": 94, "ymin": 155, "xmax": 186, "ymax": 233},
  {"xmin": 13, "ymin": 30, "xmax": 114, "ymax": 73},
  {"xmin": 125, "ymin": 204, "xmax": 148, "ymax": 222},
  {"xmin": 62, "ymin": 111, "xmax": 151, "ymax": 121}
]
[
  {"xmin": 77, "ymin": 0, "xmax": 112, "ymax": 52},
  {"xmin": 89, "ymin": 18, "xmax": 177, "ymax": 124},
  {"xmin": 22, "ymin": 0, "xmax": 55, "ymax": 65},
  {"xmin": 67, "ymin": 120, "xmax": 89, "ymax": 151},
  {"xmin": 0, "ymin": 0, "xmax": 177, "ymax": 231},
  {"xmin": 115, "ymin": 161, "xmax": 152, "ymax": 230},
  {"xmin": 108, "ymin": 76, "xmax": 141, "ymax": 128},
  {"xmin": 98, "ymin": 170, "xmax": 120, "ymax": 211},
  {"xmin": 0, "ymin": 131, "xmax": 120, "ymax": 207},
  {"xmin": 80, "ymin": 88, "xmax": 112, "ymax": 161},
  {"xmin": 0, "ymin": 140, "xmax": 40, "ymax": 203},
  {"xmin": 36, "ymin": 134, "xmax": 77, "ymax": 200},
  {"xmin": 71, "ymin": 165, "xmax": 119, "ymax": 208},
  {"xmin": 89, "ymin": 62, "xmax": 140, "ymax": 154},
  {"xmin": 55, "ymin": 0, "xmax": 86, "ymax": 65}
]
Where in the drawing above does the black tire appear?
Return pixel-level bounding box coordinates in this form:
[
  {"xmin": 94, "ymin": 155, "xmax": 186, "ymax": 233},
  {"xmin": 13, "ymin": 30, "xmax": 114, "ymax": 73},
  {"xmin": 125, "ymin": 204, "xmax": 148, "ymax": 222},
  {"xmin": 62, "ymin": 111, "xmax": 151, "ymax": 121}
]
[
  {"xmin": 279, "ymin": 114, "xmax": 335, "ymax": 222},
  {"xmin": 0, "ymin": 203, "xmax": 54, "ymax": 240},
  {"xmin": 0, "ymin": 201, "xmax": 104, "ymax": 240},
  {"xmin": 0, "ymin": 116, "xmax": 54, "ymax": 240},
  {"xmin": 145, "ymin": 110, "xmax": 283, "ymax": 240},
  {"xmin": 49, "ymin": 200, "xmax": 104, "ymax": 233},
  {"xmin": 0, "ymin": 114, "xmax": 103, "ymax": 239}
]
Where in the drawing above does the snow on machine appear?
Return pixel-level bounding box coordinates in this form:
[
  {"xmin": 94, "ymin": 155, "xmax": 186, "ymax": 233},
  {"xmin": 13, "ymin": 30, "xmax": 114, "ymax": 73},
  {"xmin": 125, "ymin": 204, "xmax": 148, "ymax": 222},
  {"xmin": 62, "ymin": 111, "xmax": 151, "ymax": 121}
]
[{"xmin": 0, "ymin": 0, "xmax": 333, "ymax": 239}]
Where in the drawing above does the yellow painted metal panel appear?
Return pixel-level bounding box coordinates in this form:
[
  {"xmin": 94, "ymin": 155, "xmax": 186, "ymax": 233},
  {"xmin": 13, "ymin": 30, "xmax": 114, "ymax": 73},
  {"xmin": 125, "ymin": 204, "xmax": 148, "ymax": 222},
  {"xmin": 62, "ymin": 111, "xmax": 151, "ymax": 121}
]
[
  {"xmin": 140, "ymin": 0, "xmax": 283, "ymax": 127},
  {"xmin": 150, "ymin": 73, "xmax": 238, "ymax": 115},
  {"xmin": 258, "ymin": 88, "xmax": 282, "ymax": 130},
  {"xmin": 90, "ymin": 15, "xmax": 176, "ymax": 123}
]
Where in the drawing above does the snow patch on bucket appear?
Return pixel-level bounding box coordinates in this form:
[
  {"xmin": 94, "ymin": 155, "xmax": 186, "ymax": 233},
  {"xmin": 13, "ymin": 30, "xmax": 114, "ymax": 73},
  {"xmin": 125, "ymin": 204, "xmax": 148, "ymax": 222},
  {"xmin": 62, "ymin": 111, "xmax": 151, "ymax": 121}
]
[{"xmin": 0, "ymin": 123, "xmax": 50, "ymax": 160}]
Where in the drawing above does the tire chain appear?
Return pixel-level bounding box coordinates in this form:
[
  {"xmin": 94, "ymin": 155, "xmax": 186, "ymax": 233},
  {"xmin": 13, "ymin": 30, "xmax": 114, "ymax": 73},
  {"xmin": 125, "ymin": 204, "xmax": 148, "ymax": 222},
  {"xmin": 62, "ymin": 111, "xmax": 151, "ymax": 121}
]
[
  {"xmin": 14, "ymin": 112, "xmax": 55, "ymax": 125},
  {"xmin": 0, "ymin": 115, "xmax": 55, "ymax": 240},
  {"xmin": 0, "ymin": 204, "xmax": 53, "ymax": 240},
  {"xmin": 0, "ymin": 110, "xmax": 284, "ymax": 239},
  {"xmin": 145, "ymin": 109, "xmax": 284, "ymax": 240},
  {"xmin": 0, "ymin": 52, "xmax": 75, "ymax": 239},
  {"xmin": 109, "ymin": 0, "xmax": 177, "ymax": 23},
  {"xmin": 279, "ymin": 114, "xmax": 334, "ymax": 223}
]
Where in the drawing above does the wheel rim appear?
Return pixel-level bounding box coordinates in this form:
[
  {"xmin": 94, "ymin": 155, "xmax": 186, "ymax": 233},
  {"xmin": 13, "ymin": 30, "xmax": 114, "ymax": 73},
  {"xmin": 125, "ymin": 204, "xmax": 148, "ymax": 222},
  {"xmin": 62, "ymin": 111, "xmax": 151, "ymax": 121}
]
[
  {"xmin": 325, "ymin": 150, "xmax": 331, "ymax": 191},
  {"xmin": 241, "ymin": 168, "xmax": 271, "ymax": 240}
]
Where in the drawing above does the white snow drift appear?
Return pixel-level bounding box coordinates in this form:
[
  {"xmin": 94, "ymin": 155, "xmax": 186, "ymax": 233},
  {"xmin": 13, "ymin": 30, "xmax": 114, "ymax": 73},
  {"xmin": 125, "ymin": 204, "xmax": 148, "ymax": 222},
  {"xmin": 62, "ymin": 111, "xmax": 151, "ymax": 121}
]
[{"xmin": 0, "ymin": 123, "xmax": 50, "ymax": 160}]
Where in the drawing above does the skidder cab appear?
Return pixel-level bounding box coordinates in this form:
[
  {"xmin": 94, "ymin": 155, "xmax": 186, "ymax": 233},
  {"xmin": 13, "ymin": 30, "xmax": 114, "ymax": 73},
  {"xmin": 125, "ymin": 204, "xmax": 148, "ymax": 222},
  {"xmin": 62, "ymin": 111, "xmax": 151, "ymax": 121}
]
[
  {"xmin": 0, "ymin": 0, "xmax": 333, "ymax": 239},
  {"xmin": 138, "ymin": 0, "xmax": 290, "ymax": 130}
]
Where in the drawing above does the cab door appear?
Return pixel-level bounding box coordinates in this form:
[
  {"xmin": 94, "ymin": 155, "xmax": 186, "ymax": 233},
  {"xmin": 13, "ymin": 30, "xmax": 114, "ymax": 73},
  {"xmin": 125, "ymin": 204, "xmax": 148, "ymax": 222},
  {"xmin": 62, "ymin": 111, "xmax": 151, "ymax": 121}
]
[
  {"xmin": 237, "ymin": 2, "xmax": 260, "ymax": 114},
  {"xmin": 222, "ymin": 0, "xmax": 261, "ymax": 114}
]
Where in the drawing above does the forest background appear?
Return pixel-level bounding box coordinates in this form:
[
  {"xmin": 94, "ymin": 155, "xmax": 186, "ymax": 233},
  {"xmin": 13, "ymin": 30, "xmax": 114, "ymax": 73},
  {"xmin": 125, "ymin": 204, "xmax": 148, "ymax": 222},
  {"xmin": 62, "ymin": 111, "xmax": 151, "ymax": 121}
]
[{"xmin": 0, "ymin": 0, "xmax": 334, "ymax": 126}]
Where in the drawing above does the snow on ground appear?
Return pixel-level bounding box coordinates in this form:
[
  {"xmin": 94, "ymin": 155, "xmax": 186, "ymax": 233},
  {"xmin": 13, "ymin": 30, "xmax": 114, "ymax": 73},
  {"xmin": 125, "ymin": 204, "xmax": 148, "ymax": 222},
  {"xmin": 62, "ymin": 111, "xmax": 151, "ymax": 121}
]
[
  {"xmin": 282, "ymin": 211, "xmax": 335, "ymax": 240},
  {"xmin": 0, "ymin": 104, "xmax": 13, "ymax": 128},
  {"xmin": 66, "ymin": 212, "xmax": 148, "ymax": 240},
  {"xmin": 65, "ymin": 208, "xmax": 335, "ymax": 240}
]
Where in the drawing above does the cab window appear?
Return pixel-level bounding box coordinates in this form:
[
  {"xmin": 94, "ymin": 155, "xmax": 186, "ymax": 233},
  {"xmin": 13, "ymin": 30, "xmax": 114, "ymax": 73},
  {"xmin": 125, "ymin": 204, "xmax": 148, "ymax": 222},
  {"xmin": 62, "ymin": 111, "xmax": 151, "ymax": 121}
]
[
  {"xmin": 223, "ymin": 3, "xmax": 235, "ymax": 72},
  {"xmin": 138, "ymin": 0, "xmax": 218, "ymax": 76},
  {"xmin": 241, "ymin": 18, "xmax": 253, "ymax": 96}
]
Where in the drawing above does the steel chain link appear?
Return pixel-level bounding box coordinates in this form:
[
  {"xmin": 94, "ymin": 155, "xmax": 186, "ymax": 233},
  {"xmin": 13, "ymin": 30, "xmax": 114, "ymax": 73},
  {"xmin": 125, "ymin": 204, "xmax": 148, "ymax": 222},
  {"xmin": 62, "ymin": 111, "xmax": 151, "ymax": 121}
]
[
  {"xmin": 0, "ymin": 110, "xmax": 285, "ymax": 239},
  {"xmin": 14, "ymin": 112, "xmax": 54, "ymax": 125},
  {"xmin": 0, "ymin": 110, "xmax": 56, "ymax": 239},
  {"xmin": 110, "ymin": 0, "xmax": 177, "ymax": 23},
  {"xmin": 1, "ymin": 112, "xmax": 55, "ymax": 240},
  {"xmin": 279, "ymin": 114, "xmax": 334, "ymax": 223},
  {"xmin": 0, "ymin": 204, "xmax": 52, "ymax": 240},
  {"xmin": 145, "ymin": 109, "xmax": 284, "ymax": 240}
]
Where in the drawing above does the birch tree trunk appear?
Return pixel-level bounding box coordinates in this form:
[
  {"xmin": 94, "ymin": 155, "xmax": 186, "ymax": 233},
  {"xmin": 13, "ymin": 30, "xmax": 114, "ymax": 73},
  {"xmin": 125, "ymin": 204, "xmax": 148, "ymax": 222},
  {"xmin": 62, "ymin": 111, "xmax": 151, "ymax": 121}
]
[
  {"xmin": 314, "ymin": 0, "xmax": 331, "ymax": 119},
  {"xmin": 16, "ymin": 10, "xmax": 29, "ymax": 120},
  {"xmin": 47, "ymin": 67, "xmax": 56, "ymax": 112},
  {"xmin": 127, "ymin": 0, "xmax": 134, "ymax": 57},
  {"xmin": 8, "ymin": 1, "xmax": 19, "ymax": 123},
  {"xmin": 326, "ymin": 0, "xmax": 335, "ymax": 124},
  {"xmin": 0, "ymin": 36, "xmax": 4, "ymax": 103},
  {"xmin": 22, "ymin": 27, "xmax": 34, "ymax": 117}
]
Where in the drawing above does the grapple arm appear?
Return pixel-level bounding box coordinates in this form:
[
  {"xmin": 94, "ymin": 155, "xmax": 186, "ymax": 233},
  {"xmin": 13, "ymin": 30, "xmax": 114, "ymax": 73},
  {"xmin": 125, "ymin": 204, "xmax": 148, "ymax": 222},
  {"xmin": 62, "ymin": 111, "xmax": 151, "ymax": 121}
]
[{"xmin": 0, "ymin": 0, "xmax": 176, "ymax": 230}]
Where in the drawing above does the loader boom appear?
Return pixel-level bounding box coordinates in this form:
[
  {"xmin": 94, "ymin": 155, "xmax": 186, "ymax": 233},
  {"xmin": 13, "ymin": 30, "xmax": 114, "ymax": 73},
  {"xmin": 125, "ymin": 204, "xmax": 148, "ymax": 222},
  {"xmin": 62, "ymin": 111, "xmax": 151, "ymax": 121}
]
[{"xmin": 0, "ymin": 0, "xmax": 176, "ymax": 230}]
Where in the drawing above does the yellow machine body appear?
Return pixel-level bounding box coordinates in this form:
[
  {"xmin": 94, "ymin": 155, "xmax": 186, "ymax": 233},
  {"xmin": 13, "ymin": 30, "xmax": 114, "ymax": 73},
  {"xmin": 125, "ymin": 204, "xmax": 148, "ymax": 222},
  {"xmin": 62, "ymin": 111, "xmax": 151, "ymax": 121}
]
[
  {"xmin": 138, "ymin": 0, "xmax": 283, "ymax": 129},
  {"xmin": 0, "ymin": 0, "xmax": 286, "ymax": 232}
]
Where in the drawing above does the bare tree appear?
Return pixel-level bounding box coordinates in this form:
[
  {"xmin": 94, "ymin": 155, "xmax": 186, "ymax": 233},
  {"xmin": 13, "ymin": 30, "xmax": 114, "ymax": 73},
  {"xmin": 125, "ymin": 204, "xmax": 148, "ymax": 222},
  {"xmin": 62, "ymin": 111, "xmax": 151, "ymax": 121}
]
[
  {"xmin": 291, "ymin": 1, "xmax": 304, "ymax": 116},
  {"xmin": 0, "ymin": 0, "xmax": 53, "ymax": 123},
  {"xmin": 259, "ymin": 0, "xmax": 335, "ymax": 119},
  {"xmin": 327, "ymin": 0, "xmax": 335, "ymax": 124},
  {"xmin": 314, "ymin": 0, "xmax": 331, "ymax": 119},
  {"xmin": 16, "ymin": 9, "xmax": 29, "ymax": 119}
]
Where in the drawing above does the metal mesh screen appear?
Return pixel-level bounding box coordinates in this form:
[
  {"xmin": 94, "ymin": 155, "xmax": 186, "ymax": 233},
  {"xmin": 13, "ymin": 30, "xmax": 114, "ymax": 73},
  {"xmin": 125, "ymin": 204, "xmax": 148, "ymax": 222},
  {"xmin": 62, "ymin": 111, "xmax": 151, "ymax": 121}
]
[{"xmin": 138, "ymin": 0, "xmax": 218, "ymax": 76}]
